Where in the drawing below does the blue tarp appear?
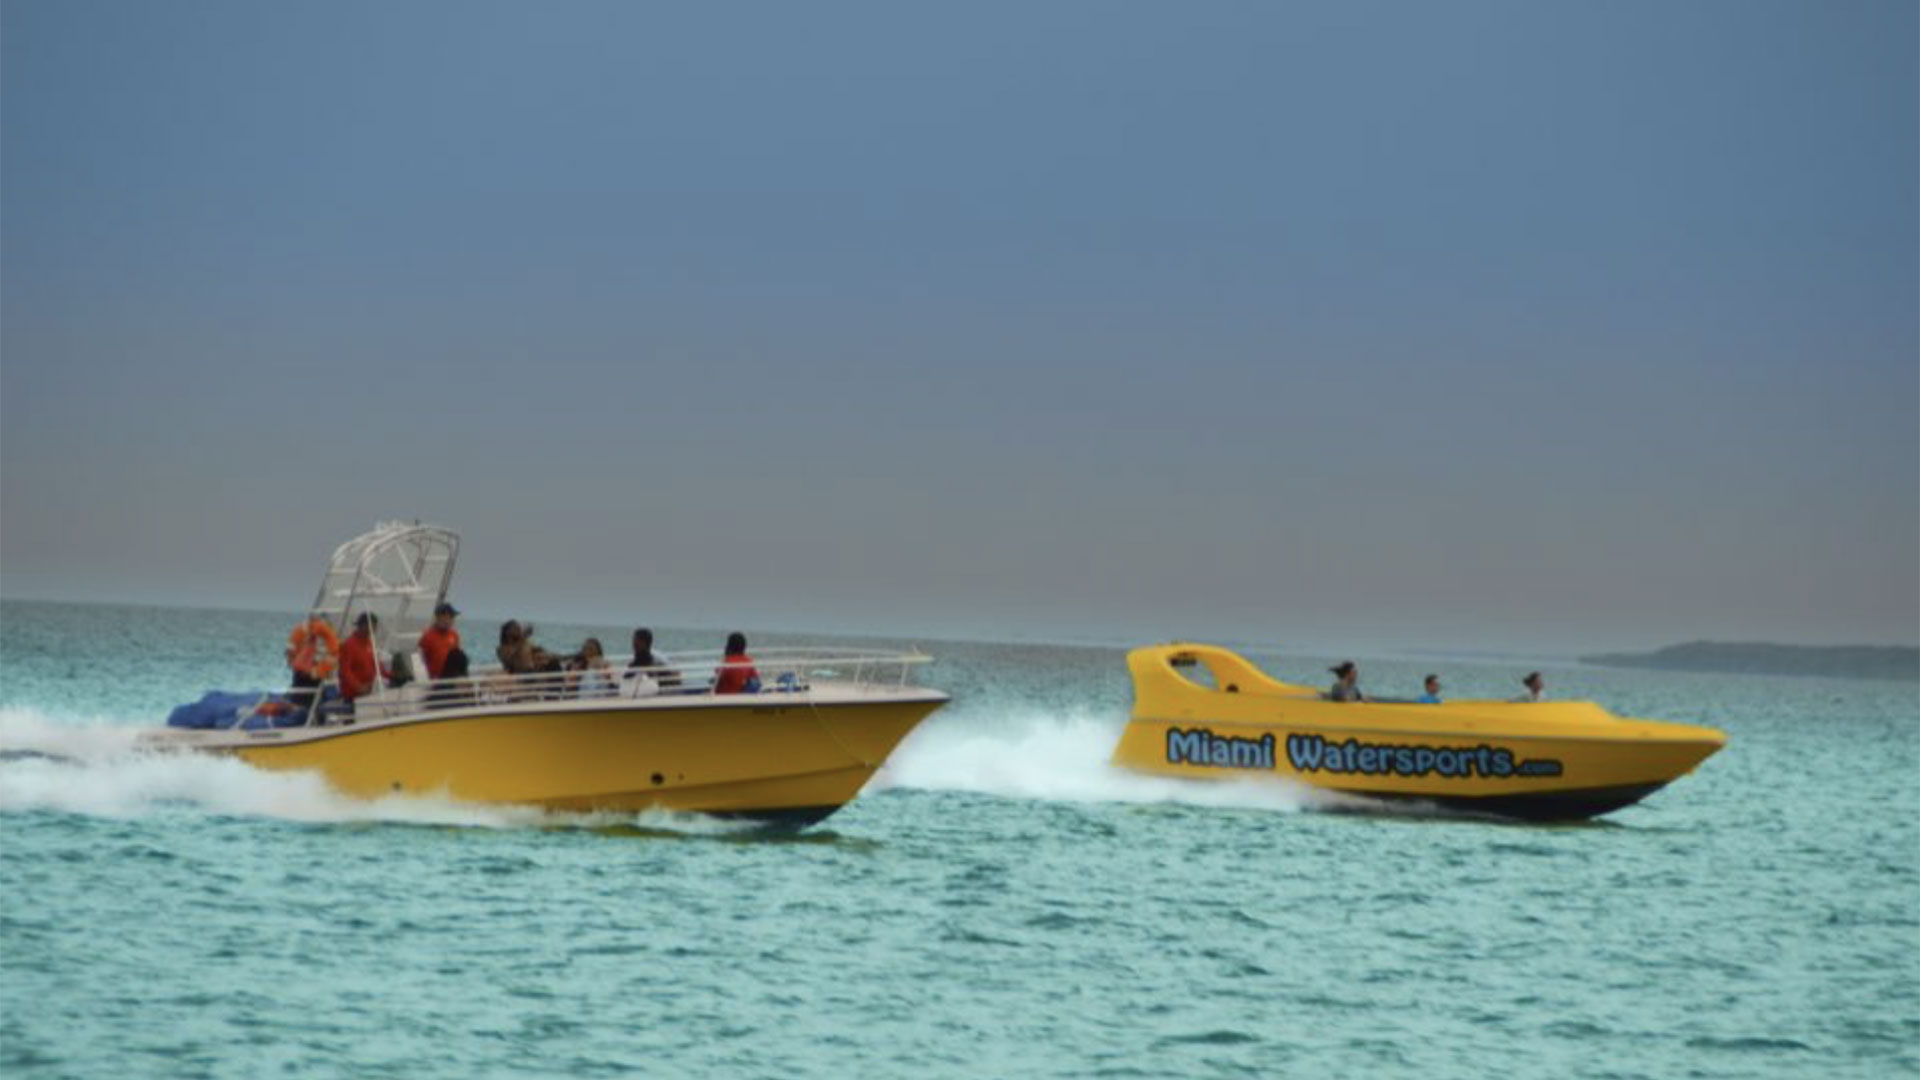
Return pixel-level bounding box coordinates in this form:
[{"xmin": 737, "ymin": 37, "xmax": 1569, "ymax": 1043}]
[{"xmin": 166, "ymin": 691, "xmax": 314, "ymax": 730}]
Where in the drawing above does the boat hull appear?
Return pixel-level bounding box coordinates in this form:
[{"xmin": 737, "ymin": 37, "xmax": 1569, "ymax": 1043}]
[
  {"xmin": 1112, "ymin": 645, "xmax": 1726, "ymax": 821},
  {"xmin": 198, "ymin": 693, "xmax": 946, "ymax": 825}
]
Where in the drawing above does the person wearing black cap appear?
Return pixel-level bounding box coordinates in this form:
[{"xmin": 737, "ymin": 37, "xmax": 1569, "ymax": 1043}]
[
  {"xmin": 419, "ymin": 602, "xmax": 462, "ymax": 680},
  {"xmin": 338, "ymin": 612, "xmax": 391, "ymax": 712},
  {"xmin": 1327, "ymin": 661, "xmax": 1367, "ymax": 703}
]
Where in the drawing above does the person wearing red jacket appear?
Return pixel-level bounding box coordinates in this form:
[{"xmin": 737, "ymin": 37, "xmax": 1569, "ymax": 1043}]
[
  {"xmin": 713, "ymin": 632, "xmax": 760, "ymax": 695},
  {"xmin": 418, "ymin": 602, "xmax": 462, "ymax": 679},
  {"xmin": 339, "ymin": 613, "xmax": 391, "ymax": 709}
]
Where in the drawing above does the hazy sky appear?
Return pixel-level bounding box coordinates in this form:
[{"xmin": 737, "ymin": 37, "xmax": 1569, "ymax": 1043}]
[{"xmin": 3, "ymin": 1, "xmax": 1915, "ymax": 653}]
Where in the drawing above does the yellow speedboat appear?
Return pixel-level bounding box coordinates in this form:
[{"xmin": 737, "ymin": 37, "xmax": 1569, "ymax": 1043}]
[
  {"xmin": 1110, "ymin": 643, "xmax": 1726, "ymax": 821},
  {"xmin": 146, "ymin": 522, "xmax": 947, "ymax": 827}
]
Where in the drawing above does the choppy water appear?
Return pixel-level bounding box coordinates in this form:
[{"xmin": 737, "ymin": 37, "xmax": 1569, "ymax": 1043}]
[{"xmin": 2, "ymin": 600, "xmax": 1915, "ymax": 1079}]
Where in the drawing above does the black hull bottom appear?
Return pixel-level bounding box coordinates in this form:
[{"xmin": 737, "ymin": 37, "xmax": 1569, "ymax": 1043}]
[
  {"xmin": 1333, "ymin": 782, "xmax": 1671, "ymax": 822},
  {"xmin": 711, "ymin": 804, "xmax": 843, "ymax": 830}
]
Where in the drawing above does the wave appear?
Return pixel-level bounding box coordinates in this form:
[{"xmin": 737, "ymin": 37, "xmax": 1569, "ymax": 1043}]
[{"xmin": 872, "ymin": 708, "xmax": 1345, "ymax": 813}]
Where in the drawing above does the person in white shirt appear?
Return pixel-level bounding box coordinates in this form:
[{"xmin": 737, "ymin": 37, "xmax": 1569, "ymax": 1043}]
[
  {"xmin": 625, "ymin": 627, "xmax": 681, "ymax": 695},
  {"xmin": 1515, "ymin": 671, "xmax": 1545, "ymax": 703}
]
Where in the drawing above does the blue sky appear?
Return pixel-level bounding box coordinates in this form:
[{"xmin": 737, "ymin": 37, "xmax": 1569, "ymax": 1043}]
[{"xmin": 3, "ymin": 1, "xmax": 1914, "ymax": 652}]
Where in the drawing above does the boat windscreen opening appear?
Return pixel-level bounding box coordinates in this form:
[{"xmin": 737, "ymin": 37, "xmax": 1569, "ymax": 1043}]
[{"xmin": 1169, "ymin": 660, "xmax": 1218, "ymax": 691}]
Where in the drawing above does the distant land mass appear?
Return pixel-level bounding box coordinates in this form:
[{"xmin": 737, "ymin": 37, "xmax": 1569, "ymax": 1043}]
[{"xmin": 1580, "ymin": 641, "xmax": 1920, "ymax": 682}]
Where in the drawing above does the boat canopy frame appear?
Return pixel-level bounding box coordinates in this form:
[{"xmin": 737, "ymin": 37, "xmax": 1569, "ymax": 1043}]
[{"xmin": 309, "ymin": 521, "xmax": 459, "ymax": 655}]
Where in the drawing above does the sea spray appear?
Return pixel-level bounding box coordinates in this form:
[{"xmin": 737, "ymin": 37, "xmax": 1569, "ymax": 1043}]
[
  {"xmin": 0, "ymin": 706, "xmax": 148, "ymax": 759},
  {"xmin": 871, "ymin": 707, "xmax": 1344, "ymax": 813},
  {"xmin": 0, "ymin": 706, "xmax": 758, "ymax": 833}
]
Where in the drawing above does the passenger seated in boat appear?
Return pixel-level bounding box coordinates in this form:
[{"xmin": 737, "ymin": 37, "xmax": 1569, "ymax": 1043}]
[
  {"xmin": 1417, "ymin": 674, "xmax": 1443, "ymax": 704},
  {"xmin": 1325, "ymin": 661, "xmax": 1367, "ymax": 703},
  {"xmin": 387, "ymin": 650, "xmax": 417, "ymax": 689},
  {"xmin": 497, "ymin": 620, "xmax": 562, "ymax": 699},
  {"xmin": 625, "ymin": 627, "xmax": 682, "ymax": 692},
  {"xmin": 427, "ymin": 647, "xmax": 476, "ymax": 709},
  {"xmin": 1515, "ymin": 672, "xmax": 1545, "ymax": 703},
  {"xmin": 497, "ymin": 620, "xmax": 561, "ymax": 674},
  {"xmin": 569, "ymin": 638, "xmax": 617, "ymax": 699},
  {"xmin": 713, "ymin": 632, "xmax": 760, "ymax": 694}
]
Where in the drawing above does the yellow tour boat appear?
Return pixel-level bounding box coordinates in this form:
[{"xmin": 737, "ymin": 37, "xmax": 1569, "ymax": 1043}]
[
  {"xmin": 146, "ymin": 522, "xmax": 948, "ymax": 827},
  {"xmin": 1110, "ymin": 643, "xmax": 1726, "ymax": 821}
]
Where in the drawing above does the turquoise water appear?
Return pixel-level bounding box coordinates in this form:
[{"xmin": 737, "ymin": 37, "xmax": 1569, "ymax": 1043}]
[{"xmin": 2, "ymin": 600, "xmax": 1915, "ymax": 1079}]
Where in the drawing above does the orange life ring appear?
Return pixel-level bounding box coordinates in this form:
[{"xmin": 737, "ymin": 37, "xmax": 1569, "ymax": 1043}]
[{"xmin": 288, "ymin": 617, "xmax": 340, "ymax": 679}]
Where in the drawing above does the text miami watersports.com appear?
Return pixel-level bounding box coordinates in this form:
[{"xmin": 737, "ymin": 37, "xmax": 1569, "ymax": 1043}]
[{"xmin": 1163, "ymin": 727, "xmax": 1563, "ymax": 780}]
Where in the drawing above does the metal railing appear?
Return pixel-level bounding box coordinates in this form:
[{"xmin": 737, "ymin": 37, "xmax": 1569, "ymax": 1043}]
[
  {"xmin": 309, "ymin": 521, "xmax": 457, "ymax": 650},
  {"xmin": 308, "ymin": 649, "xmax": 934, "ymax": 725}
]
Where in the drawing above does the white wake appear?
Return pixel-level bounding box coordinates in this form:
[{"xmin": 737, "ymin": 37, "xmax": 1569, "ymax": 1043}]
[
  {"xmin": 0, "ymin": 707, "xmax": 747, "ymax": 832},
  {"xmin": 873, "ymin": 709, "xmax": 1346, "ymax": 813}
]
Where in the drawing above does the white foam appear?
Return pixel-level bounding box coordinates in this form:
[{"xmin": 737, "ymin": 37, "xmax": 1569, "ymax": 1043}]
[
  {"xmin": 0, "ymin": 707, "xmax": 147, "ymax": 759},
  {"xmin": 873, "ymin": 709, "xmax": 1344, "ymax": 813},
  {"xmin": 0, "ymin": 707, "xmax": 746, "ymax": 831}
]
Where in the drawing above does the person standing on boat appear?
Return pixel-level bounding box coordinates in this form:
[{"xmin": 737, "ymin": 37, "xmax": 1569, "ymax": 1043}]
[
  {"xmin": 339, "ymin": 612, "xmax": 391, "ymax": 712},
  {"xmin": 1417, "ymin": 674, "xmax": 1443, "ymax": 704},
  {"xmin": 418, "ymin": 602, "xmax": 462, "ymax": 679},
  {"xmin": 1326, "ymin": 661, "xmax": 1367, "ymax": 702},
  {"xmin": 714, "ymin": 632, "xmax": 760, "ymax": 694},
  {"xmin": 285, "ymin": 616, "xmax": 337, "ymax": 712},
  {"xmin": 1516, "ymin": 672, "xmax": 1546, "ymax": 703}
]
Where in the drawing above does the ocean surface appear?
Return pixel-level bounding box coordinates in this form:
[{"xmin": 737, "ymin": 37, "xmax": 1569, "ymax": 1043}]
[{"xmin": 1, "ymin": 600, "xmax": 1915, "ymax": 1080}]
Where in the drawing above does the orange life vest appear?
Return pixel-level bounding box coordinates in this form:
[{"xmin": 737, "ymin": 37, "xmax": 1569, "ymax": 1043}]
[{"xmin": 288, "ymin": 618, "xmax": 340, "ymax": 679}]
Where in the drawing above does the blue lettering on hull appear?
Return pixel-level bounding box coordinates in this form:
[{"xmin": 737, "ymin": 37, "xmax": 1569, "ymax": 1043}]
[
  {"xmin": 1284, "ymin": 734, "xmax": 1561, "ymax": 781},
  {"xmin": 1162, "ymin": 728, "xmax": 1563, "ymax": 782},
  {"xmin": 1166, "ymin": 728, "xmax": 1276, "ymax": 771}
]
